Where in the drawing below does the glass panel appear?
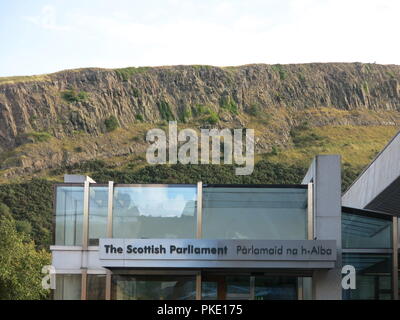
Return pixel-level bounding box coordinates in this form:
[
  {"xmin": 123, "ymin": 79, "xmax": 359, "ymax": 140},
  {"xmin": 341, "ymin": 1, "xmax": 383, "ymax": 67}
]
[
  {"xmin": 89, "ymin": 187, "xmax": 108, "ymax": 246},
  {"xmin": 226, "ymin": 276, "xmax": 250, "ymax": 300},
  {"xmin": 254, "ymin": 276, "xmax": 297, "ymax": 300},
  {"xmin": 111, "ymin": 275, "xmax": 195, "ymax": 300},
  {"xmin": 201, "ymin": 281, "xmax": 218, "ymax": 300},
  {"xmin": 202, "ymin": 187, "xmax": 307, "ymax": 239},
  {"xmin": 55, "ymin": 186, "xmax": 84, "ymax": 246},
  {"xmin": 342, "ymin": 253, "xmax": 392, "ymax": 300},
  {"xmin": 112, "ymin": 186, "xmax": 197, "ymax": 238},
  {"xmin": 342, "ymin": 212, "xmax": 392, "ymax": 249},
  {"xmin": 87, "ymin": 274, "xmax": 106, "ymax": 300},
  {"xmin": 302, "ymin": 277, "xmax": 312, "ymax": 300},
  {"xmin": 54, "ymin": 274, "xmax": 81, "ymax": 300}
]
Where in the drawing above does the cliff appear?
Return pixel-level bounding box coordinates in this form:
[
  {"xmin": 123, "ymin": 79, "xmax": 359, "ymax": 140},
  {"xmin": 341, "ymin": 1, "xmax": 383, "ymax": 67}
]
[{"xmin": 0, "ymin": 63, "xmax": 400, "ymax": 179}]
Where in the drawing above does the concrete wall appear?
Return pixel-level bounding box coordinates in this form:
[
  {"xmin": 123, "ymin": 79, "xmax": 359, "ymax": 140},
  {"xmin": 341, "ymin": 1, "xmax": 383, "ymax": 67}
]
[{"xmin": 303, "ymin": 155, "xmax": 342, "ymax": 300}]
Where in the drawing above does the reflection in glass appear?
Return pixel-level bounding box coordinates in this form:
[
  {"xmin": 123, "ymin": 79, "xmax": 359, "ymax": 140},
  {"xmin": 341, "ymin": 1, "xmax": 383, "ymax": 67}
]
[
  {"xmin": 226, "ymin": 276, "xmax": 250, "ymax": 300},
  {"xmin": 202, "ymin": 188, "xmax": 307, "ymax": 239},
  {"xmin": 89, "ymin": 187, "xmax": 108, "ymax": 245},
  {"xmin": 342, "ymin": 212, "xmax": 392, "ymax": 249},
  {"xmin": 254, "ymin": 276, "xmax": 297, "ymax": 300},
  {"xmin": 112, "ymin": 186, "xmax": 197, "ymax": 238},
  {"xmin": 55, "ymin": 186, "xmax": 84, "ymax": 245},
  {"xmin": 201, "ymin": 281, "xmax": 218, "ymax": 300},
  {"xmin": 342, "ymin": 253, "xmax": 392, "ymax": 300},
  {"xmin": 111, "ymin": 275, "xmax": 195, "ymax": 300},
  {"xmin": 87, "ymin": 274, "xmax": 106, "ymax": 300},
  {"xmin": 54, "ymin": 274, "xmax": 81, "ymax": 300}
]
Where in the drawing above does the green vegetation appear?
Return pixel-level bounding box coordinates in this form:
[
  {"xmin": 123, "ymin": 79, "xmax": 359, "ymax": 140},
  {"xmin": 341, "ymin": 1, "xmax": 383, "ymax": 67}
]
[
  {"xmin": 179, "ymin": 106, "xmax": 193, "ymax": 123},
  {"xmin": 247, "ymin": 104, "xmax": 262, "ymax": 117},
  {"xmin": 132, "ymin": 88, "xmax": 141, "ymax": 98},
  {"xmin": 61, "ymin": 89, "xmax": 89, "ymax": 103},
  {"xmin": 297, "ymin": 73, "xmax": 306, "ymax": 84},
  {"xmin": 206, "ymin": 111, "xmax": 219, "ymax": 124},
  {"xmin": 0, "ymin": 215, "xmax": 50, "ymax": 300},
  {"xmin": 290, "ymin": 124, "xmax": 326, "ymax": 148},
  {"xmin": 0, "ymin": 179, "xmax": 53, "ymax": 249},
  {"xmin": 157, "ymin": 100, "xmax": 175, "ymax": 121},
  {"xmin": 135, "ymin": 114, "xmax": 144, "ymax": 122},
  {"xmin": 104, "ymin": 115, "xmax": 120, "ymax": 132},
  {"xmin": 0, "ymin": 74, "xmax": 50, "ymax": 85},
  {"xmin": 20, "ymin": 131, "xmax": 53, "ymax": 143},
  {"xmin": 114, "ymin": 67, "xmax": 150, "ymax": 81},
  {"xmin": 219, "ymin": 96, "xmax": 238, "ymax": 114},
  {"xmin": 91, "ymin": 160, "xmax": 307, "ymax": 185},
  {"xmin": 191, "ymin": 104, "xmax": 219, "ymax": 124},
  {"xmin": 272, "ymin": 64, "xmax": 288, "ymax": 80}
]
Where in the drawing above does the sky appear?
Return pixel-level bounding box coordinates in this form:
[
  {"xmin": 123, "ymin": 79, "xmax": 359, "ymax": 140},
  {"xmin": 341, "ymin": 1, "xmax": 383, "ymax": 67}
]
[{"xmin": 0, "ymin": 0, "xmax": 399, "ymax": 77}]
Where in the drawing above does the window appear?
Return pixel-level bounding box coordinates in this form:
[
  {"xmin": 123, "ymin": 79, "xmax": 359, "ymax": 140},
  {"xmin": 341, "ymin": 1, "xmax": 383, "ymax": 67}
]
[
  {"xmin": 111, "ymin": 275, "xmax": 195, "ymax": 300},
  {"xmin": 89, "ymin": 186, "xmax": 108, "ymax": 245},
  {"xmin": 87, "ymin": 274, "xmax": 106, "ymax": 300},
  {"xmin": 342, "ymin": 212, "xmax": 392, "ymax": 249},
  {"xmin": 55, "ymin": 186, "xmax": 84, "ymax": 246},
  {"xmin": 342, "ymin": 253, "xmax": 392, "ymax": 300},
  {"xmin": 54, "ymin": 274, "xmax": 81, "ymax": 300},
  {"xmin": 112, "ymin": 186, "xmax": 197, "ymax": 239},
  {"xmin": 202, "ymin": 187, "xmax": 308, "ymax": 239}
]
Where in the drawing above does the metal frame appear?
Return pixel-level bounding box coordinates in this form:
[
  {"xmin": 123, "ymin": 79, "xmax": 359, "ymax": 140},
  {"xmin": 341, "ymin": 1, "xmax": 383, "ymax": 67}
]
[
  {"xmin": 81, "ymin": 270, "xmax": 87, "ymax": 300},
  {"xmin": 307, "ymin": 182, "xmax": 314, "ymax": 240},
  {"xmin": 106, "ymin": 181, "xmax": 114, "ymax": 238},
  {"xmin": 203, "ymin": 184, "xmax": 308, "ymax": 188},
  {"xmin": 393, "ymin": 217, "xmax": 398, "ymax": 300}
]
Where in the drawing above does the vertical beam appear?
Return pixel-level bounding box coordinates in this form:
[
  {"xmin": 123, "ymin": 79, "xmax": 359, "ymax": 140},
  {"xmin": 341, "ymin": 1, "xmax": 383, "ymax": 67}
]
[
  {"xmin": 107, "ymin": 181, "xmax": 114, "ymax": 238},
  {"xmin": 393, "ymin": 216, "xmax": 398, "ymax": 300},
  {"xmin": 196, "ymin": 273, "xmax": 202, "ymax": 300},
  {"xmin": 307, "ymin": 182, "xmax": 314, "ymax": 240},
  {"xmin": 196, "ymin": 182, "xmax": 203, "ymax": 300},
  {"xmin": 297, "ymin": 278, "xmax": 304, "ymax": 300},
  {"xmin": 82, "ymin": 181, "xmax": 90, "ymax": 249},
  {"xmin": 196, "ymin": 181, "xmax": 203, "ymax": 239},
  {"xmin": 250, "ymin": 276, "xmax": 255, "ymax": 300},
  {"xmin": 81, "ymin": 270, "xmax": 87, "ymax": 300},
  {"xmin": 105, "ymin": 182, "xmax": 114, "ymax": 300},
  {"xmin": 105, "ymin": 270, "xmax": 112, "ymax": 300},
  {"xmin": 303, "ymin": 155, "xmax": 342, "ymax": 300}
]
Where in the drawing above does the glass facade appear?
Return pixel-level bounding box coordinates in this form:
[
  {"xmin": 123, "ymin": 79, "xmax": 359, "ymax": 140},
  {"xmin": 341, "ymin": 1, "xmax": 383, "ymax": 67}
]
[
  {"xmin": 201, "ymin": 275, "xmax": 304, "ymax": 300},
  {"xmin": 55, "ymin": 186, "xmax": 84, "ymax": 246},
  {"xmin": 342, "ymin": 212, "xmax": 392, "ymax": 249},
  {"xmin": 87, "ymin": 274, "xmax": 106, "ymax": 300},
  {"xmin": 342, "ymin": 253, "xmax": 392, "ymax": 300},
  {"xmin": 54, "ymin": 274, "xmax": 81, "ymax": 300},
  {"xmin": 202, "ymin": 187, "xmax": 308, "ymax": 239},
  {"xmin": 112, "ymin": 186, "xmax": 197, "ymax": 239},
  {"xmin": 52, "ymin": 183, "xmax": 399, "ymax": 300},
  {"xmin": 89, "ymin": 186, "xmax": 108, "ymax": 246},
  {"xmin": 342, "ymin": 209, "xmax": 394, "ymax": 300},
  {"xmin": 111, "ymin": 275, "xmax": 196, "ymax": 300},
  {"xmin": 254, "ymin": 276, "xmax": 298, "ymax": 300}
]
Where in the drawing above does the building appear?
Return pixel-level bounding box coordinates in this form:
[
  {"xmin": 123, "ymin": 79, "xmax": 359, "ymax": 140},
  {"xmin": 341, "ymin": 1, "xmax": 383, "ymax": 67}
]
[{"xmin": 51, "ymin": 133, "xmax": 400, "ymax": 300}]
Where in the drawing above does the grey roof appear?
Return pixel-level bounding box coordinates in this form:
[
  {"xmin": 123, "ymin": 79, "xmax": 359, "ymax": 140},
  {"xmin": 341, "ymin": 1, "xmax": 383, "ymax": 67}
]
[{"xmin": 342, "ymin": 130, "xmax": 400, "ymax": 215}]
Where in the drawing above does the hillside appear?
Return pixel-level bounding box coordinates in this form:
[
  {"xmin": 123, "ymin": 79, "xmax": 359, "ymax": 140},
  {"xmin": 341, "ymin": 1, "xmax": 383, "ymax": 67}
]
[{"xmin": 0, "ymin": 63, "xmax": 399, "ymax": 182}]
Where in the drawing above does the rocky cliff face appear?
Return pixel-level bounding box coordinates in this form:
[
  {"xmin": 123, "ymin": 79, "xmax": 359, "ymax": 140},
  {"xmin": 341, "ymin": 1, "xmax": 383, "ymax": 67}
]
[{"xmin": 1, "ymin": 63, "xmax": 400, "ymax": 179}]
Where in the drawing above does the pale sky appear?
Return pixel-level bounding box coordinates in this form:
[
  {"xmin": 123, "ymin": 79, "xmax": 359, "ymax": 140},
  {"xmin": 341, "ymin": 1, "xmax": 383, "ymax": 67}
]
[{"xmin": 1, "ymin": 0, "xmax": 399, "ymax": 77}]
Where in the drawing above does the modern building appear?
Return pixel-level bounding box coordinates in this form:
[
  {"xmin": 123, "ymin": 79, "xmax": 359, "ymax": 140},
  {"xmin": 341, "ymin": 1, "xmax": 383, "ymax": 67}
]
[{"xmin": 51, "ymin": 133, "xmax": 400, "ymax": 300}]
